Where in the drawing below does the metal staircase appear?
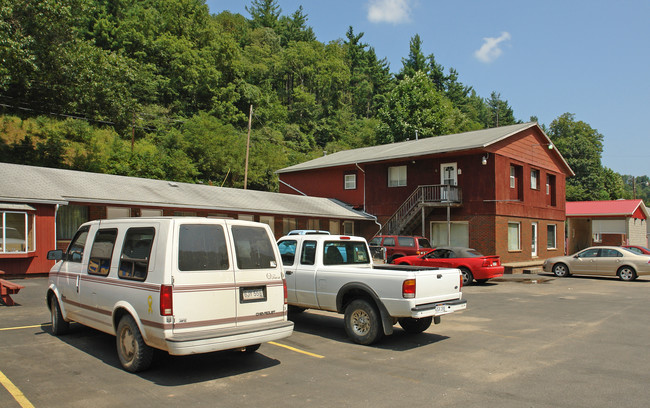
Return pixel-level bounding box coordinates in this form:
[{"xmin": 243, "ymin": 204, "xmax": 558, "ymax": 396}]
[{"xmin": 377, "ymin": 185, "xmax": 462, "ymax": 236}]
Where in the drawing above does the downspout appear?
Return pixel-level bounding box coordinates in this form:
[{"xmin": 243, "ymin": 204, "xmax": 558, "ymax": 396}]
[
  {"xmin": 54, "ymin": 204, "xmax": 59, "ymax": 250},
  {"xmin": 356, "ymin": 163, "xmax": 382, "ymax": 233}
]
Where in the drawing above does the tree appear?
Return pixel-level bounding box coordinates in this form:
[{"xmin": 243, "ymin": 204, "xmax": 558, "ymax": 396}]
[
  {"xmin": 548, "ymin": 113, "xmax": 606, "ymax": 201},
  {"xmin": 376, "ymin": 72, "xmax": 469, "ymax": 144},
  {"xmin": 246, "ymin": 0, "xmax": 281, "ymax": 30},
  {"xmin": 398, "ymin": 34, "xmax": 428, "ymax": 79},
  {"xmin": 485, "ymin": 92, "xmax": 517, "ymax": 128}
]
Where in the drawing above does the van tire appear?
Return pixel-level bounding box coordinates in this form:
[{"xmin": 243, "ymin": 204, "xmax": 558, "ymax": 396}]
[
  {"xmin": 50, "ymin": 296, "xmax": 69, "ymax": 335},
  {"xmin": 344, "ymin": 299, "xmax": 383, "ymax": 345},
  {"xmin": 398, "ymin": 316, "xmax": 432, "ymax": 334},
  {"xmin": 244, "ymin": 344, "xmax": 261, "ymax": 353},
  {"xmin": 116, "ymin": 315, "xmax": 154, "ymax": 372}
]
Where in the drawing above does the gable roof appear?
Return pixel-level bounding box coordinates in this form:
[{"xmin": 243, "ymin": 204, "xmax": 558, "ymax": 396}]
[
  {"xmin": 566, "ymin": 200, "xmax": 649, "ymax": 219},
  {"xmin": 277, "ymin": 122, "xmax": 572, "ymax": 175},
  {"xmin": 0, "ymin": 162, "xmax": 371, "ymax": 220}
]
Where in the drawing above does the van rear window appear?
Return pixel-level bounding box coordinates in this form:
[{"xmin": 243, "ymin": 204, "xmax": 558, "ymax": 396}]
[
  {"xmin": 178, "ymin": 224, "xmax": 229, "ymax": 271},
  {"xmin": 231, "ymin": 226, "xmax": 277, "ymax": 269}
]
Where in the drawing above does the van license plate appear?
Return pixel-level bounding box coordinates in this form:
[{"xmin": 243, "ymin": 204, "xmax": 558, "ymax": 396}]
[{"xmin": 241, "ymin": 286, "xmax": 267, "ymax": 303}]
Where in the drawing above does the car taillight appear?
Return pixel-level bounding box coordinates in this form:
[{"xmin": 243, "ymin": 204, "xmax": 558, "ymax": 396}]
[
  {"xmin": 402, "ymin": 279, "xmax": 416, "ymax": 298},
  {"xmin": 160, "ymin": 285, "xmax": 173, "ymax": 316},
  {"xmin": 482, "ymin": 258, "xmax": 490, "ymax": 267},
  {"xmin": 459, "ymin": 272, "xmax": 463, "ymax": 289},
  {"xmin": 283, "ymin": 278, "xmax": 288, "ymax": 304}
]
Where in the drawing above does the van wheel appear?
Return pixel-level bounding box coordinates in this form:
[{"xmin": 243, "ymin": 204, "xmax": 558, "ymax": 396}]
[
  {"xmin": 398, "ymin": 317, "xmax": 432, "ymax": 334},
  {"xmin": 344, "ymin": 299, "xmax": 383, "ymax": 345},
  {"xmin": 50, "ymin": 296, "xmax": 69, "ymax": 335},
  {"xmin": 244, "ymin": 344, "xmax": 261, "ymax": 353},
  {"xmin": 116, "ymin": 315, "xmax": 153, "ymax": 372}
]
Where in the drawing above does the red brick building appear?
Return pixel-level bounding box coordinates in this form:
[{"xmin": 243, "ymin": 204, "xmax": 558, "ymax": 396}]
[{"xmin": 277, "ymin": 123, "xmax": 574, "ymax": 265}]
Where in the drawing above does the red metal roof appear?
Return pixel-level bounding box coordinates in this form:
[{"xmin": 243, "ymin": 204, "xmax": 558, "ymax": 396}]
[{"xmin": 566, "ymin": 200, "xmax": 648, "ymax": 219}]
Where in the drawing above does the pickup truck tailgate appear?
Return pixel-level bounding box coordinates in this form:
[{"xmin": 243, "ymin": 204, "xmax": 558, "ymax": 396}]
[{"xmin": 374, "ymin": 264, "xmax": 462, "ymax": 302}]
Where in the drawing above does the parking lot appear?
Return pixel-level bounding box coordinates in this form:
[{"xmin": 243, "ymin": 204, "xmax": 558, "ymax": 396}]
[{"xmin": 2, "ymin": 275, "xmax": 650, "ymax": 408}]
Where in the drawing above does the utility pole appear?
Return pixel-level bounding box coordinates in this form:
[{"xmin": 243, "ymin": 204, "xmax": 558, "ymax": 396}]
[{"xmin": 244, "ymin": 104, "xmax": 252, "ymax": 190}]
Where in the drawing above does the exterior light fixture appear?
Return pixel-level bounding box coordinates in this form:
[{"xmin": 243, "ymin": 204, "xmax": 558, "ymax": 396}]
[{"xmin": 481, "ymin": 153, "xmax": 489, "ymax": 165}]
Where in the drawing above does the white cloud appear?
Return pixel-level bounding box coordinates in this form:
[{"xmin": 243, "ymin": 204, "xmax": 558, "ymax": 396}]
[
  {"xmin": 474, "ymin": 32, "xmax": 512, "ymax": 63},
  {"xmin": 367, "ymin": 0, "xmax": 412, "ymax": 24}
]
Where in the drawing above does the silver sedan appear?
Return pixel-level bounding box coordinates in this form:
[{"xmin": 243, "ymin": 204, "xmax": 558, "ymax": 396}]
[{"xmin": 542, "ymin": 246, "xmax": 650, "ymax": 281}]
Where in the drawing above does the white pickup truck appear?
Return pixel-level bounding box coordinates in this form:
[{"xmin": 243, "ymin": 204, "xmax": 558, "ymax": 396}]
[{"xmin": 277, "ymin": 234, "xmax": 467, "ymax": 344}]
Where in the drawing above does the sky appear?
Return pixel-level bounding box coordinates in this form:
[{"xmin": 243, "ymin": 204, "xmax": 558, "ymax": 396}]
[{"xmin": 205, "ymin": 0, "xmax": 650, "ymax": 177}]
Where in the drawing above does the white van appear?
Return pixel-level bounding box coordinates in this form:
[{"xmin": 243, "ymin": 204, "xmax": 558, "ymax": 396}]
[{"xmin": 46, "ymin": 217, "xmax": 293, "ymax": 372}]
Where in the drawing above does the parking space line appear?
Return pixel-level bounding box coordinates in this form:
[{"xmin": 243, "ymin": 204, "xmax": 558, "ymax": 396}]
[
  {"xmin": 0, "ymin": 324, "xmax": 49, "ymax": 332},
  {"xmin": 0, "ymin": 370, "xmax": 35, "ymax": 408},
  {"xmin": 268, "ymin": 341, "xmax": 325, "ymax": 358}
]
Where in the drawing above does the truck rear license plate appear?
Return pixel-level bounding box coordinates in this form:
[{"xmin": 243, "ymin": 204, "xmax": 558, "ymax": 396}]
[
  {"xmin": 241, "ymin": 286, "xmax": 266, "ymax": 303},
  {"xmin": 435, "ymin": 305, "xmax": 447, "ymax": 314}
]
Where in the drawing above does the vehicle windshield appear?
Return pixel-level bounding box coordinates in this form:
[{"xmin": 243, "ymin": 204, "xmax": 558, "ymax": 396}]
[{"xmin": 417, "ymin": 238, "xmax": 432, "ymax": 248}]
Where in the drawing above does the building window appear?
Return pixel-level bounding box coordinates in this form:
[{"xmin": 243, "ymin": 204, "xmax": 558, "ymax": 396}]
[
  {"xmin": 593, "ymin": 233, "xmax": 602, "ymax": 243},
  {"xmin": 509, "ymin": 164, "xmax": 523, "ymax": 201},
  {"xmin": 238, "ymin": 214, "xmax": 254, "ymax": 221},
  {"xmin": 283, "ymin": 217, "xmax": 297, "ymax": 234},
  {"xmin": 510, "ymin": 165, "xmax": 516, "ymax": 188},
  {"xmin": 140, "ymin": 209, "xmax": 163, "ymax": 217},
  {"xmin": 342, "ymin": 221, "xmax": 354, "ymax": 235},
  {"xmin": 174, "ymin": 211, "xmax": 197, "ymax": 217},
  {"xmin": 531, "ymin": 169, "xmax": 540, "ymax": 190},
  {"xmin": 344, "ymin": 174, "xmax": 357, "ymax": 190},
  {"xmin": 329, "ymin": 220, "xmax": 340, "ymax": 235},
  {"xmin": 107, "ymin": 207, "xmax": 131, "ymax": 219},
  {"xmin": 546, "ymin": 174, "xmax": 557, "ymax": 206},
  {"xmin": 388, "ymin": 166, "xmax": 407, "ymax": 187},
  {"xmin": 307, "ymin": 219, "xmax": 320, "ymax": 230},
  {"xmin": 547, "ymin": 224, "xmax": 557, "ymax": 249},
  {"xmin": 430, "ymin": 222, "xmax": 469, "ymax": 247},
  {"xmin": 1, "ymin": 212, "xmax": 35, "ymax": 253},
  {"xmin": 57, "ymin": 205, "xmax": 89, "ymax": 240},
  {"xmin": 259, "ymin": 216, "xmax": 275, "ymax": 235},
  {"xmin": 508, "ymin": 222, "xmax": 521, "ymax": 251}
]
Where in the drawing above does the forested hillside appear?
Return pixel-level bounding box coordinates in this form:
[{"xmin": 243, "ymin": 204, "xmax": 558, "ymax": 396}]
[{"xmin": 0, "ymin": 0, "xmax": 645, "ymax": 202}]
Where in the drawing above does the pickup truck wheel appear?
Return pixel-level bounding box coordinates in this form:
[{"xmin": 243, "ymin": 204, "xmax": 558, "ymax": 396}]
[
  {"xmin": 460, "ymin": 267, "xmax": 473, "ymax": 286},
  {"xmin": 116, "ymin": 315, "xmax": 154, "ymax": 372},
  {"xmin": 398, "ymin": 317, "xmax": 432, "ymax": 334},
  {"xmin": 50, "ymin": 296, "xmax": 70, "ymax": 335},
  {"xmin": 344, "ymin": 299, "xmax": 383, "ymax": 345}
]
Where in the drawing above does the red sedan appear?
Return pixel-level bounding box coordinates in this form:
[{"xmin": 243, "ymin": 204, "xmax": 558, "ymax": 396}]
[
  {"xmin": 392, "ymin": 246, "xmax": 504, "ymax": 285},
  {"xmin": 622, "ymin": 245, "xmax": 650, "ymax": 255}
]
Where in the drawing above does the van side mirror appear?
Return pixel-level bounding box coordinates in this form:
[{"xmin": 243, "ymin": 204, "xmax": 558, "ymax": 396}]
[{"xmin": 47, "ymin": 249, "xmax": 63, "ymax": 260}]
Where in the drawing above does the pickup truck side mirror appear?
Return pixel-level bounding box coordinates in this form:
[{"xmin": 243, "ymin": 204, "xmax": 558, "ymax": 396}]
[{"xmin": 47, "ymin": 249, "xmax": 64, "ymax": 261}]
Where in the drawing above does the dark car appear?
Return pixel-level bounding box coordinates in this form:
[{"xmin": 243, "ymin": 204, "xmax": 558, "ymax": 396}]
[
  {"xmin": 392, "ymin": 246, "xmax": 504, "ymax": 286},
  {"xmin": 368, "ymin": 235, "xmax": 432, "ymax": 263}
]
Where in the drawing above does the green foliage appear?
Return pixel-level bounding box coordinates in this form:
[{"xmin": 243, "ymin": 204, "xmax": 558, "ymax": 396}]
[
  {"xmin": 549, "ymin": 113, "xmax": 606, "ymax": 201},
  {"xmin": 3, "ymin": 0, "xmax": 639, "ymax": 200}
]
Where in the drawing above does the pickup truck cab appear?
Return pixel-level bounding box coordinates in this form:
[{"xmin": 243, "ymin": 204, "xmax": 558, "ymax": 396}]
[
  {"xmin": 277, "ymin": 235, "xmax": 466, "ymax": 345},
  {"xmin": 46, "ymin": 217, "xmax": 293, "ymax": 372}
]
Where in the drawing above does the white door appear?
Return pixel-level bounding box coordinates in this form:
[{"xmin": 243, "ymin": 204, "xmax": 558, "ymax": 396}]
[
  {"xmin": 531, "ymin": 222, "xmax": 538, "ymax": 257},
  {"xmin": 440, "ymin": 163, "xmax": 457, "ymax": 200}
]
